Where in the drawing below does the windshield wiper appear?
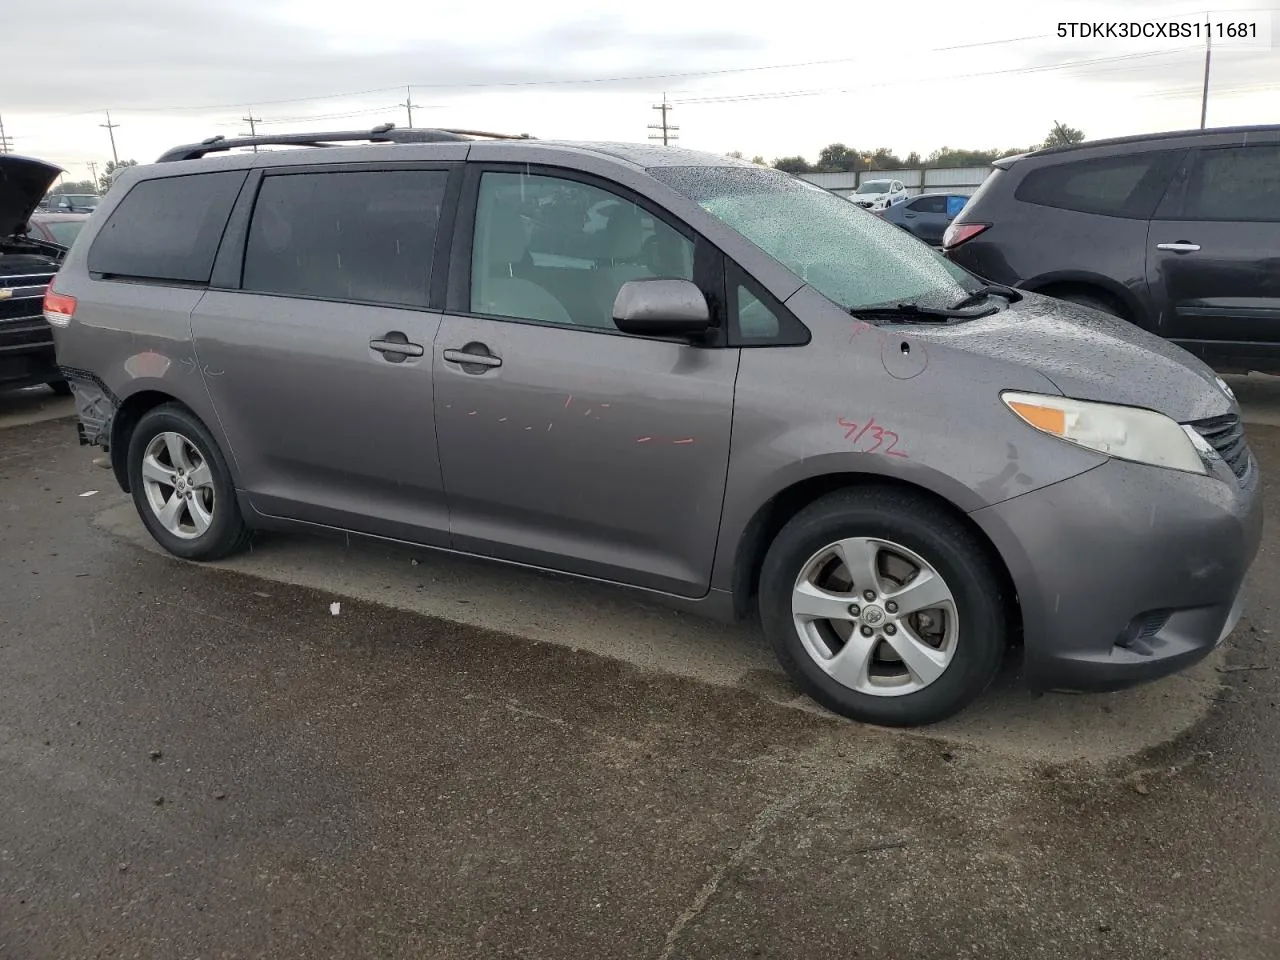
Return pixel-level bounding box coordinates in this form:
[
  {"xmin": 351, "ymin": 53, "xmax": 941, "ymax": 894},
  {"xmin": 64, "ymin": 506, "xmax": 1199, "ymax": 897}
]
[
  {"xmin": 848, "ymin": 301, "xmax": 997, "ymax": 323},
  {"xmin": 949, "ymin": 283, "xmax": 1022, "ymax": 311}
]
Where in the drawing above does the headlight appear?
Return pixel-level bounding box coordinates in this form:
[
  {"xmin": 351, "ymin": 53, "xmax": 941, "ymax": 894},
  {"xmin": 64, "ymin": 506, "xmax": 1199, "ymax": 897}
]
[{"xmin": 1001, "ymin": 392, "xmax": 1207, "ymax": 475}]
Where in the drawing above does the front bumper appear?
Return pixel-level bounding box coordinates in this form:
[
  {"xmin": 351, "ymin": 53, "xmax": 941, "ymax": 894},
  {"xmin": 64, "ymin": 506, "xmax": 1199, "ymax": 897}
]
[{"xmin": 971, "ymin": 454, "xmax": 1263, "ymax": 693}]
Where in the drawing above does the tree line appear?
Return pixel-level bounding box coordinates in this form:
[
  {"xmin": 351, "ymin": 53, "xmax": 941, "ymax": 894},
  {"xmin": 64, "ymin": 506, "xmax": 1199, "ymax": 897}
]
[{"xmin": 730, "ymin": 122, "xmax": 1086, "ymax": 174}]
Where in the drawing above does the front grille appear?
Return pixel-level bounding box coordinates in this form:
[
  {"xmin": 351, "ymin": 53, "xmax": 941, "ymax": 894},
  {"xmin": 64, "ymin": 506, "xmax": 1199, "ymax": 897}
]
[
  {"xmin": 1, "ymin": 271, "xmax": 55, "ymax": 324},
  {"xmin": 1189, "ymin": 413, "xmax": 1250, "ymax": 479}
]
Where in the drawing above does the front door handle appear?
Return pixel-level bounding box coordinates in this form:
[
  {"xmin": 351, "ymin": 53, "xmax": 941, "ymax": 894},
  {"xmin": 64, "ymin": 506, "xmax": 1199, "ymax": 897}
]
[
  {"xmin": 1156, "ymin": 241, "xmax": 1201, "ymax": 253},
  {"xmin": 370, "ymin": 332, "xmax": 425, "ymax": 362},
  {"xmin": 443, "ymin": 347, "xmax": 502, "ymax": 370}
]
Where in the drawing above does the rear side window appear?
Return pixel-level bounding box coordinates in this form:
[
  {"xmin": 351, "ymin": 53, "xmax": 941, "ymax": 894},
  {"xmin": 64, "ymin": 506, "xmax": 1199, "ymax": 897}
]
[
  {"xmin": 1014, "ymin": 151, "xmax": 1180, "ymax": 219},
  {"xmin": 1180, "ymin": 145, "xmax": 1280, "ymax": 222},
  {"xmin": 88, "ymin": 171, "xmax": 246, "ymax": 283},
  {"xmin": 946, "ymin": 196, "xmax": 967, "ymax": 217},
  {"xmin": 242, "ymin": 170, "xmax": 448, "ymax": 307}
]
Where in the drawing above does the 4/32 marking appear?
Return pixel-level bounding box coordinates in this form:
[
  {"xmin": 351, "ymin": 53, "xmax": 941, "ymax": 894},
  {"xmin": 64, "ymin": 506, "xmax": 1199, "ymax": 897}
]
[{"xmin": 836, "ymin": 416, "xmax": 909, "ymax": 458}]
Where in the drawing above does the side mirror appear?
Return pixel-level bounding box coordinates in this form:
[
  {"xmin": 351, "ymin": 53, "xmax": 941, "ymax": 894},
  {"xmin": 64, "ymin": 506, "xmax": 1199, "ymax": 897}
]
[{"xmin": 612, "ymin": 278, "xmax": 711, "ymax": 337}]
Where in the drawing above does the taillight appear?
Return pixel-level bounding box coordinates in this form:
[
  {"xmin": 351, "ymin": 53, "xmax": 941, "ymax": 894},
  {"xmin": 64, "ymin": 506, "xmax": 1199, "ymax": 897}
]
[
  {"xmin": 941, "ymin": 221, "xmax": 990, "ymax": 251},
  {"xmin": 43, "ymin": 280, "xmax": 77, "ymax": 328}
]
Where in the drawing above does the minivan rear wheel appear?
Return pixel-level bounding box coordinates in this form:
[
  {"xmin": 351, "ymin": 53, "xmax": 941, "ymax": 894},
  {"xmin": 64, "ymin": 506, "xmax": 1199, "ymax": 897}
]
[
  {"xmin": 126, "ymin": 404, "xmax": 251, "ymax": 561},
  {"xmin": 759, "ymin": 488, "xmax": 1006, "ymax": 726}
]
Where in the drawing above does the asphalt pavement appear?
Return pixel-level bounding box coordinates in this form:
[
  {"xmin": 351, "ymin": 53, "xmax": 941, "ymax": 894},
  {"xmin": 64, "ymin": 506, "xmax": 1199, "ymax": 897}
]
[{"xmin": 2, "ymin": 378, "xmax": 1279, "ymax": 959}]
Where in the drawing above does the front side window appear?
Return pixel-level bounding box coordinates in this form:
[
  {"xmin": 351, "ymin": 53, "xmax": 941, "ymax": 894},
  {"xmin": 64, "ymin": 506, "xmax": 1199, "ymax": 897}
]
[
  {"xmin": 909, "ymin": 196, "xmax": 947, "ymax": 214},
  {"xmin": 1181, "ymin": 145, "xmax": 1280, "ymax": 222},
  {"xmin": 1015, "ymin": 151, "xmax": 1180, "ymax": 219},
  {"xmin": 470, "ymin": 171, "xmax": 695, "ymax": 330},
  {"xmin": 650, "ymin": 165, "xmax": 976, "ymax": 312},
  {"xmin": 88, "ymin": 171, "xmax": 247, "ymax": 283},
  {"xmin": 242, "ymin": 170, "xmax": 447, "ymax": 307}
]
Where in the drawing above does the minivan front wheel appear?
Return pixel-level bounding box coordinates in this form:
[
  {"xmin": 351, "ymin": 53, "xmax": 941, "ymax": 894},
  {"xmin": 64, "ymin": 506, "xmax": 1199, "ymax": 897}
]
[
  {"xmin": 127, "ymin": 404, "xmax": 250, "ymax": 561},
  {"xmin": 759, "ymin": 489, "xmax": 1006, "ymax": 726}
]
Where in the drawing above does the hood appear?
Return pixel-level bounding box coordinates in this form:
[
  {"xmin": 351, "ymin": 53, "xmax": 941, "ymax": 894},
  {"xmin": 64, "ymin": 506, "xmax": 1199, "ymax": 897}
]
[
  {"xmin": 1, "ymin": 155, "xmax": 63, "ymax": 238},
  {"xmin": 912, "ymin": 293, "xmax": 1235, "ymax": 423}
]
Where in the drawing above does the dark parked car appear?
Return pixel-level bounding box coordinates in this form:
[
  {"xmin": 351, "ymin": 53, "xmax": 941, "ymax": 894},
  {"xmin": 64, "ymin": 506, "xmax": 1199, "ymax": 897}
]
[
  {"xmin": 48, "ymin": 125, "xmax": 1259, "ymax": 726},
  {"xmin": 880, "ymin": 193, "xmax": 968, "ymax": 244},
  {"xmin": 41, "ymin": 193, "xmax": 99, "ymax": 213},
  {"xmin": 28, "ymin": 212, "xmax": 90, "ymax": 247},
  {"xmin": 1, "ymin": 155, "xmax": 72, "ymax": 395},
  {"xmin": 943, "ymin": 124, "xmax": 1280, "ymax": 374}
]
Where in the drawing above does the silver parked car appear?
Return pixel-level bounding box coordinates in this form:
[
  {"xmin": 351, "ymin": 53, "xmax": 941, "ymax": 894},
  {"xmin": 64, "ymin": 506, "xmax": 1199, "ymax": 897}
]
[{"xmin": 48, "ymin": 126, "xmax": 1262, "ymax": 726}]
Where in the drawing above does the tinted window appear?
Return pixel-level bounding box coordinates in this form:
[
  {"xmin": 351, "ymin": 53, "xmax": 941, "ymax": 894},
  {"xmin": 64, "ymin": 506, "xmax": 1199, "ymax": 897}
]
[
  {"xmin": 88, "ymin": 171, "xmax": 246, "ymax": 283},
  {"xmin": 471, "ymin": 171, "xmax": 694, "ymax": 330},
  {"xmin": 908, "ymin": 196, "xmax": 947, "ymax": 213},
  {"xmin": 242, "ymin": 171, "xmax": 447, "ymax": 307},
  {"xmin": 1181, "ymin": 145, "xmax": 1280, "ymax": 222},
  {"xmin": 1015, "ymin": 151, "xmax": 1179, "ymax": 219}
]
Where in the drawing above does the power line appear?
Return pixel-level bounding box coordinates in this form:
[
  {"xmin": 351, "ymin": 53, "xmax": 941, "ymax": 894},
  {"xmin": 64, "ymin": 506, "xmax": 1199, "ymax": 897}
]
[
  {"xmin": 672, "ymin": 48, "xmax": 1193, "ymax": 105},
  {"xmin": 0, "ymin": 114, "xmax": 11, "ymax": 154},
  {"xmin": 38, "ymin": 31, "xmax": 1082, "ymax": 116}
]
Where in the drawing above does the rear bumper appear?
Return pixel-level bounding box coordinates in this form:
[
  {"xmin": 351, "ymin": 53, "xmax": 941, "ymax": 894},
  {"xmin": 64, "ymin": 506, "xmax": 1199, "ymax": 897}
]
[
  {"xmin": 59, "ymin": 367, "xmax": 118, "ymax": 449},
  {"xmin": 971, "ymin": 453, "xmax": 1263, "ymax": 693}
]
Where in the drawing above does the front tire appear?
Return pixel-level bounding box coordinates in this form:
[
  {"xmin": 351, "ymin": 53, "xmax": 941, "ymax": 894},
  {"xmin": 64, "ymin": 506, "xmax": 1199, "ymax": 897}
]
[
  {"xmin": 49, "ymin": 380, "xmax": 73, "ymax": 397},
  {"xmin": 126, "ymin": 404, "xmax": 250, "ymax": 561},
  {"xmin": 759, "ymin": 488, "xmax": 1007, "ymax": 726}
]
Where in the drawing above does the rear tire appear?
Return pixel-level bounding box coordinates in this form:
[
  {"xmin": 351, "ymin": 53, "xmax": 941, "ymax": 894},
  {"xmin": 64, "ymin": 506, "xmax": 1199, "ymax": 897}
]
[
  {"xmin": 759, "ymin": 488, "xmax": 1007, "ymax": 727},
  {"xmin": 126, "ymin": 404, "xmax": 251, "ymax": 561}
]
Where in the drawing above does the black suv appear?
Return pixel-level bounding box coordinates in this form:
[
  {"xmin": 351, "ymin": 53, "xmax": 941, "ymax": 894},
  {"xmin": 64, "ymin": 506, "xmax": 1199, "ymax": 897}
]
[
  {"xmin": 1, "ymin": 155, "xmax": 72, "ymax": 395},
  {"xmin": 943, "ymin": 125, "xmax": 1280, "ymax": 374}
]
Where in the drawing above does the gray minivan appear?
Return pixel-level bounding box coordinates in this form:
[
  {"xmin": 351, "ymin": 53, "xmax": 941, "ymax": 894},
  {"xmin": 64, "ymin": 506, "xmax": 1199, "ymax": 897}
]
[{"xmin": 48, "ymin": 126, "xmax": 1262, "ymax": 726}]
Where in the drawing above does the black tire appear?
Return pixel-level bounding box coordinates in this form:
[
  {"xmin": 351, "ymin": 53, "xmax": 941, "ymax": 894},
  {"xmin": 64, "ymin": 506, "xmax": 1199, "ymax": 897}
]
[
  {"xmin": 1054, "ymin": 291, "xmax": 1124, "ymax": 319},
  {"xmin": 126, "ymin": 403, "xmax": 251, "ymax": 561},
  {"xmin": 48, "ymin": 380, "xmax": 73, "ymax": 397},
  {"xmin": 759, "ymin": 487, "xmax": 1007, "ymax": 727}
]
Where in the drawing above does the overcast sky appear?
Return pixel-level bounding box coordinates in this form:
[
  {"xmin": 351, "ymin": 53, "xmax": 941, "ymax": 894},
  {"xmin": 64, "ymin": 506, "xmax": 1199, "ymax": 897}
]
[{"xmin": 5, "ymin": 0, "xmax": 1278, "ymax": 180}]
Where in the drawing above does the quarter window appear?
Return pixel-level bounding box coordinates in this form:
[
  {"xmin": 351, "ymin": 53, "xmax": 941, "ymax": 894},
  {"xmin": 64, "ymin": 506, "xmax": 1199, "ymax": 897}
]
[
  {"xmin": 87, "ymin": 171, "xmax": 246, "ymax": 283},
  {"xmin": 1180, "ymin": 145, "xmax": 1280, "ymax": 222},
  {"xmin": 242, "ymin": 170, "xmax": 448, "ymax": 307},
  {"xmin": 1014, "ymin": 151, "xmax": 1181, "ymax": 219},
  {"xmin": 470, "ymin": 171, "xmax": 695, "ymax": 330}
]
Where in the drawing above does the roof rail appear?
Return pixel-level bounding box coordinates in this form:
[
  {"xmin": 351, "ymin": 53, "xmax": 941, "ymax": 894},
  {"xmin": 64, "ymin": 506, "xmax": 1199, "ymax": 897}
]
[{"xmin": 156, "ymin": 123, "xmax": 536, "ymax": 163}]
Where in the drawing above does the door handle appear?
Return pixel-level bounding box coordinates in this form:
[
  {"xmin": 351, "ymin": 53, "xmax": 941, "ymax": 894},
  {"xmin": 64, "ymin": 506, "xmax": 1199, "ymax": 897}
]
[
  {"xmin": 370, "ymin": 333, "xmax": 424, "ymax": 361},
  {"xmin": 1156, "ymin": 242, "xmax": 1201, "ymax": 253},
  {"xmin": 443, "ymin": 347, "xmax": 502, "ymax": 369},
  {"xmin": 904, "ymin": 213, "xmax": 917, "ymax": 218}
]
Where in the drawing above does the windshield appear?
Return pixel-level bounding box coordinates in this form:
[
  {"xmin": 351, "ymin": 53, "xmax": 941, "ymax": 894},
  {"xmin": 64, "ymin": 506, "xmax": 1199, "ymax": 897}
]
[
  {"xmin": 44, "ymin": 220, "xmax": 86, "ymax": 246},
  {"xmin": 649, "ymin": 166, "xmax": 977, "ymax": 312},
  {"xmin": 857, "ymin": 181, "xmax": 892, "ymax": 194},
  {"xmin": 65, "ymin": 195, "xmax": 98, "ymax": 207}
]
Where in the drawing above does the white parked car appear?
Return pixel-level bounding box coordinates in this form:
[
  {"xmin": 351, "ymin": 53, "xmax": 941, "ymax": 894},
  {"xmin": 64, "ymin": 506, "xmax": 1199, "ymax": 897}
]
[{"xmin": 849, "ymin": 179, "xmax": 907, "ymax": 211}]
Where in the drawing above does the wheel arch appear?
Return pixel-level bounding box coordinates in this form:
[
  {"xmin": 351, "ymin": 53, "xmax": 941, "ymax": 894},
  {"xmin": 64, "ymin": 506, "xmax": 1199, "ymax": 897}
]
[
  {"xmin": 728, "ymin": 472, "xmax": 1022, "ymax": 645},
  {"xmin": 109, "ymin": 389, "xmax": 192, "ymax": 494},
  {"xmin": 1020, "ymin": 271, "xmax": 1143, "ymax": 324}
]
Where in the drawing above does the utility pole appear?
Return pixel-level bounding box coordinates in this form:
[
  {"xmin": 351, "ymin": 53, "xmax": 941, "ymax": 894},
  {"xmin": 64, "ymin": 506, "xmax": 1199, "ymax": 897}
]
[
  {"xmin": 241, "ymin": 110, "xmax": 262, "ymax": 152},
  {"xmin": 1199, "ymin": 13, "xmax": 1212, "ymax": 129},
  {"xmin": 0, "ymin": 114, "xmax": 12, "ymax": 154},
  {"xmin": 100, "ymin": 110, "xmax": 120, "ymax": 164},
  {"xmin": 88, "ymin": 161, "xmax": 99, "ymax": 193},
  {"xmin": 647, "ymin": 93, "xmax": 678, "ymax": 146},
  {"xmin": 399, "ymin": 86, "xmax": 421, "ymax": 128}
]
